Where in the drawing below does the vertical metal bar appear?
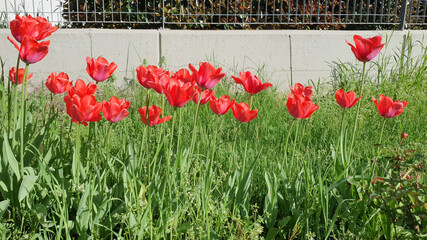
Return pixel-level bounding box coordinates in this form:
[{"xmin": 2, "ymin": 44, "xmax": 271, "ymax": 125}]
[
  {"xmin": 279, "ymin": 0, "xmax": 283, "ymax": 23},
  {"xmin": 162, "ymin": 0, "xmax": 165, "ymax": 28},
  {"xmin": 366, "ymin": 0, "xmax": 370, "ymax": 23},
  {"xmin": 415, "ymin": 0, "xmax": 421, "ymax": 23},
  {"xmin": 309, "ymin": 0, "xmax": 313, "ymax": 24},
  {"xmin": 373, "ymin": 0, "xmax": 378, "ymax": 23},
  {"xmin": 338, "ymin": 0, "xmax": 342, "ymax": 23},
  {"xmin": 399, "ymin": 0, "xmax": 408, "ymax": 30},
  {"xmin": 407, "ymin": 0, "xmax": 414, "ymax": 27},
  {"xmin": 85, "ymin": 0, "xmax": 88, "ymax": 22},
  {"xmin": 94, "ymin": 0, "xmax": 97, "ymax": 23},
  {"xmin": 423, "ymin": 0, "xmax": 426, "ymax": 25},
  {"xmin": 111, "ymin": 0, "xmax": 113, "ymax": 22},
  {"xmin": 302, "ymin": 0, "xmax": 306, "ymax": 23},
  {"xmin": 331, "ymin": 0, "xmax": 335, "ymax": 23},
  {"xmin": 345, "ymin": 0, "xmax": 349, "ymax": 23},
  {"xmin": 77, "ymin": 0, "xmax": 80, "ymax": 22}
]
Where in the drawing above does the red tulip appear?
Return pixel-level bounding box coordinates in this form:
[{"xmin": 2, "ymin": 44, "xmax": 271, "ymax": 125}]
[
  {"xmin": 209, "ymin": 95, "xmax": 235, "ymax": 115},
  {"xmin": 189, "ymin": 62, "xmax": 225, "ymax": 89},
  {"xmin": 10, "ymin": 14, "xmax": 58, "ymax": 43},
  {"xmin": 372, "ymin": 95, "xmax": 408, "ymax": 118},
  {"xmin": 163, "ymin": 77, "xmax": 195, "ymax": 108},
  {"xmin": 147, "ymin": 74, "xmax": 169, "ymax": 94},
  {"xmin": 232, "ymin": 71, "xmax": 272, "ymax": 95},
  {"xmin": 346, "ymin": 35, "xmax": 385, "ymax": 63},
  {"xmin": 192, "ymin": 86, "xmax": 215, "ymax": 105},
  {"xmin": 138, "ymin": 105, "xmax": 172, "ymax": 126},
  {"xmin": 45, "ymin": 72, "xmax": 71, "ymax": 94},
  {"xmin": 136, "ymin": 65, "xmax": 168, "ymax": 89},
  {"xmin": 64, "ymin": 94, "xmax": 102, "ymax": 126},
  {"xmin": 8, "ymin": 36, "xmax": 49, "ymax": 64},
  {"xmin": 401, "ymin": 132, "xmax": 408, "ymax": 139},
  {"xmin": 286, "ymin": 92, "xmax": 319, "ymax": 119},
  {"xmin": 86, "ymin": 56, "xmax": 117, "ymax": 82},
  {"xmin": 66, "ymin": 79, "xmax": 97, "ymax": 98},
  {"xmin": 290, "ymin": 83, "xmax": 313, "ymax": 99},
  {"xmin": 172, "ymin": 68, "xmax": 193, "ymax": 84},
  {"xmin": 101, "ymin": 96, "xmax": 130, "ymax": 123},
  {"xmin": 335, "ymin": 89, "xmax": 362, "ymax": 109},
  {"xmin": 231, "ymin": 102, "xmax": 258, "ymax": 123},
  {"xmin": 9, "ymin": 67, "xmax": 33, "ymax": 84}
]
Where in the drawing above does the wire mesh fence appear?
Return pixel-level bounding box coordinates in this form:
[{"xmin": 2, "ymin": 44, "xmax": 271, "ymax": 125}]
[{"xmin": 1, "ymin": 0, "xmax": 426, "ymax": 29}]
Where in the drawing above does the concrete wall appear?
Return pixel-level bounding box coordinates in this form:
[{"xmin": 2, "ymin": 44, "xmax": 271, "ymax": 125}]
[{"xmin": 0, "ymin": 29, "xmax": 425, "ymax": 90}]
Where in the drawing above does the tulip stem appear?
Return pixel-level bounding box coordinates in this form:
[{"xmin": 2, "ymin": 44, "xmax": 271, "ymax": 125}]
[
  {"xmin": 105, "ymin": 122, "xmax": 113, "ymax": 161},
  {"xmin": 282, "ymin": 118, "xmax": 296, "ymax": 169},
  {"xmin": 9, "ymin": 55, "xmax": 20, "ymax": 137},
  {"xmin": 349, "ymin": 62, "xmax": 366, "ymax": 163},
  {"xmin": 19, "ymin": 64, "xmax": 29, "ymax": 177},
  {"xmin": 190, "ymin": 93, "xmax": 203, "ymax": 155},
  {"xmin": 75, "ymin": 123, "xmax": 81, "ymax": 187},
  {"xmin": 177, "ymin": 107, "xmax": 183, "ymax": 177},
  {"xmin": 247, "ymin": 94, "xmax": 253, "ymax": 136},
  {"xmin": 339, "ymin": 108, "xmax": 347, "ymax": 171},
  {"xmin": 379, "ymin": 118, "xmax": 387, "ymax": 145}
]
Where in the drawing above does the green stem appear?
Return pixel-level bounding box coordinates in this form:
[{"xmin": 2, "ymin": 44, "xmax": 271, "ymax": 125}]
[
  {"xmin": 105, "ymin": 122, "xmax": 113, "ymax": 161},
  {"xmin": 19, "ymin": 64, "xmax": 29, "ymax": 177},
  {"xmin": 190, "ymin": 93, "xmax": 203, "ymax": 154},
  {"xmin": 247, "ymin": 94, "xmax": 253, "ymax": 135},
  {"xmin": 282, "ymin": 118, "xmax": 296, "ymax": 168},
  {"xmin": 379, "ymin": 118, "xmax": 387, "ymax": 145},
  {"xmin": 349, "ymin": 62, "xmax": 366, "ymax": 161},
  {"xmin": 339, "ymin": 108, "xmax": 347, "ymax": 170},
  {"xmin": 75, "ymin": 123, "xmax": 81, "ymax": 187},
  {"xmin": 11, "ymin": 55, "xmax": 21, "ymax": 144},
  {"xmin": 177, "ymin": 107, "xmax": 183, "ymax": 177}
]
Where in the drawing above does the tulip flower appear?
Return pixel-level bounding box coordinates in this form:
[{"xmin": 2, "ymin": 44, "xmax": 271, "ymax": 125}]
[
  {"xmin": 147, "ymin": 74, "xmax": 169, "ymax": 94},
  {"xmin": 138, "ymin": 105, "xmax": 172, "ymax": 126},
  {"xmin": 189, "ymin": 62, "xmax": 225, "ymax": 90},
  {"xmin": 86, "ymin": 56, "xmax": 118, "ymax": 82},
  {"xmin": 172, "ymin": 68, "xmax": 193, "ymax": 84},
  {"xmin": 232, "ymin": 71, "xmax": 272, "ymax": 95},
  {"xmin": 335, "ymin": 89, "xmax": 362, "ymax": 109},
  {"xmin": 286, "ymin": 92, "xmax": 319, "ymax": 119},
  {"xmin": 209, "ymin": 95, "xmax": 235, "ymax": 115},
  {"xmin": 8, "ymin": 36, "xmax": 50, "ymax": 64},
  {"xmin": 45, "ymin": 72, "xmax": 71, "ymax": 94},
  {"xmin": 290, "ymin": 83, "xmax": 313, "ymax": 99},
  {"xmin": 192, "ymin": 86, "xmax": 215, "ymax": 105},
  {"xmin": 372, "ymin": 95, "xmax": 408, "ymax": 118},
  {"xmin": 163, "ymin": 77, "xmax": 195, "ymax": 108},
  {"xmin": 346, "ymin": 35, "xmax": 385, "ymax": 63},
  {"xmin": 401, "ymin": 132, "xmax": 408, "ymax": 139},
  {"xmin": 64, "ymin": 94, "xmax": 102, "ymax": 126},
  {"xmin": 231, "ymin": 102, "xmax": 258, "ymax": 123},
  {"xmin": 136, "ymin": 65, "xmax": 168, "ymax": 89},
  {"xmin": 10, "ymin": 14, "xmax": 58, "ymax": 43},
  {"xmin": 66, "ymin": 79, "xmax": 97, "ymax": 98},
  {"xmin": 102, "ymin": 96, "xmax": 130, "ymax": 123},
  {"xmin": 9, "ymin": 67, "xmax": 33, "ymax": 84}
]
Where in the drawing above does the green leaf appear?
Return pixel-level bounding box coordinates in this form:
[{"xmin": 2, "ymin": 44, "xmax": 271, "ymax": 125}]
[
  {"xmin": 266, "ymin": 228, "xmax": 280, "ymax": 240},
  {"xmin": 0, "ymin": 199, "xmax": 10, "ymax": 219},
  {"xmin": 32, "ymin": 204, "xmax": 47, "ymax": 224},
  {"xmin": 18, "ymin": 175, "xmax": 38, "ymax": 202},
  {"xmin": 2, "ymin": 132, "xmax": 20, "ymax": 179}
]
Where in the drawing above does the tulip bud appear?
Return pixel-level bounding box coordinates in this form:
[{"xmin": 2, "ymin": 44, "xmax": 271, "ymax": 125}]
[{"xmin": 401, "ymin": 132, "xmax": 408, "ymax": 139}]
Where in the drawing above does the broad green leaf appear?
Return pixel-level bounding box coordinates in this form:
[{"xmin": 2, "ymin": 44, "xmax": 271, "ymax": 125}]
[
  {"xmin": 0, "ymin": 199, "xmax": 10, "ymax": 219},
  {"xmin": 2, "ymin": 132, "xmax": 20, "ymax": 179},
  {"xmin": 32, "ymin": 204, "xmax": 47, "ymax": 223},
  {"xmin": 18, "ymin": 175, "xmax": 38, "ymax": 202}
]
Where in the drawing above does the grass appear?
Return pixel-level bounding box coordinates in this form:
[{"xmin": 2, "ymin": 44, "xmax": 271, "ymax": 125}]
[{"xmin": 0, "ymin": 36, "xmax": 426, "ymax": 239}]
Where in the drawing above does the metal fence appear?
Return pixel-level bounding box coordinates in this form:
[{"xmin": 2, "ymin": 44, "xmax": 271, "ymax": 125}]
[{"xmin": 1, "ymin": 0, "xmax": 426, "ymax": 29}]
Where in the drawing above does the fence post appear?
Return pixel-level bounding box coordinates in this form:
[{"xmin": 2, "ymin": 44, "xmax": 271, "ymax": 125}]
[
  {"xmin": 399, "ymin": 0, "xmax": 408, "ymax": 30},
  {"xmin": 162, "ymin": 0, "xmax": 165, "ymax": 28}
]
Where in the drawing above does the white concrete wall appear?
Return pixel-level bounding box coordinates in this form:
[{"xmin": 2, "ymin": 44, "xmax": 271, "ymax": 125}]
[{"xmin": 0, "ymin": 29, "xmax": 425, "ymax": 91}]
